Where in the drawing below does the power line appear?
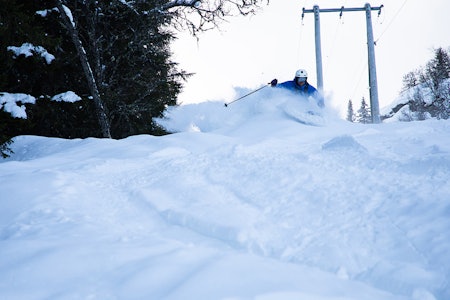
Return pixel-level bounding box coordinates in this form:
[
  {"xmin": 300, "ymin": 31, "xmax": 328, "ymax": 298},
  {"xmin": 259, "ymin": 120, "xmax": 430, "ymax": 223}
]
[
  {"xmin": 297, "ymin": 0, "xmax": 309, "ymax": 66},
  {"xmin": 325, "ymin": 13, "xmax": 344, "ymax": 68},
  {"xmin": 296, "ymin": 16, "xmax": 304, "ymax": 67},
  {"xmin": 351, "ymin": 59, "xmax": 369, "ymax": 101},
  {"xmin": 375, "ymin": 0, "xmax": 408, "ymax": 44}
]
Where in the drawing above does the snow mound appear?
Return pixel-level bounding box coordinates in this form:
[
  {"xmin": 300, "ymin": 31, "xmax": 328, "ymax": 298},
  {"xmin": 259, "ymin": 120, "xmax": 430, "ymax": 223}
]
[{"xmin": 322, "ymin": 135, "xmax": 368, "ymax": 153}]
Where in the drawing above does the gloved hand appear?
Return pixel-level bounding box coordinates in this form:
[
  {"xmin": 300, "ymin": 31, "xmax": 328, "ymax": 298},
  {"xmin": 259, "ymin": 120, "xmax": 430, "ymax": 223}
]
[{"xmin": 270, "ymin": 79, "xmax": 278, "ymax": 87}]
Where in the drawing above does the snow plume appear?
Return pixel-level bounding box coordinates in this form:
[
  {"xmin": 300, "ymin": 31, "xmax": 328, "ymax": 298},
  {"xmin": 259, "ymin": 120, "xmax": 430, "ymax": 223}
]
[
  {"xmin": 1, "ymin": 90, "xmax": 450, "ymax": 299},
  {"xmin": 156, "ymin": 87, "xmax": 333, "ymax": 133},
  {"xmin": 7, "ymin": 43, "xmax": 55, "ymax": 64}
]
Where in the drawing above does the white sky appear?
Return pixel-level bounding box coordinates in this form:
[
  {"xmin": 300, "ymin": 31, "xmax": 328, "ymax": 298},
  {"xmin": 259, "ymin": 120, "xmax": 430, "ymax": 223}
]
[{"xmin": 172, "ymin": 0, "xmax": 450, "ymax": 114}]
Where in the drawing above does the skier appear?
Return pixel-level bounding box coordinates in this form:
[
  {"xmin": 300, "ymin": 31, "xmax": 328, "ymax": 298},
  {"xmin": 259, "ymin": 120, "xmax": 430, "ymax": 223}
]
[{"xmin": 270, "ymin": 69, "xmax": 324, "ymax": 108}]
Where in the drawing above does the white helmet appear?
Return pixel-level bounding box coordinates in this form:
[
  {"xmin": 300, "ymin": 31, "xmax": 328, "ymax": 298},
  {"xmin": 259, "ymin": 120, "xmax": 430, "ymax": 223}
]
[{"xmin": 295, "ymin": 69, "xmax": 308, "ymax": 78}]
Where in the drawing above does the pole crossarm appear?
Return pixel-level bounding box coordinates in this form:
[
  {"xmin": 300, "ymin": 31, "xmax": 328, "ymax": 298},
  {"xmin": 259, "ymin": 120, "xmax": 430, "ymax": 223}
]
[{"xmin": 302, "ymin": 5, "xmax": 383, "ymax": 18}]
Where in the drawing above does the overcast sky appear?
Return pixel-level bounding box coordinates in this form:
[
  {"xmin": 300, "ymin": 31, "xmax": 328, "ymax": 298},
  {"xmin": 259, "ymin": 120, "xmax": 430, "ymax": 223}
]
[{"xmin": 172, "ymin": 0, "xmax": 450, "ymax": 114}]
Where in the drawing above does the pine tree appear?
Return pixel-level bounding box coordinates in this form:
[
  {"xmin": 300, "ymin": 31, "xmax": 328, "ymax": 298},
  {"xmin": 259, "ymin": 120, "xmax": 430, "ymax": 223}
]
[
  {"xmin": 1, "ymin": 0, "xmax": 186, "ymax": 139},
  {"xmin": 425, "ymin": 47, "xmax": 450, "ymax": 119},
  {"xmin": 0, "ymin": 111, "xmax": 14, "ymax": 158},
  {"xmin": 356, "ymin": 97, "xmax": 371, "ymax": 124},
  {"xmin": 425, "ymin": 47, "xmax": 450, "ymax": 89},
  {"xmin": 75, "ymin": 1, "xmax": 189, "ymax": 138},
  {"xmin": 0, "ymin": 0, "xmax": 101, "ymax": 140},
  {"xmin": 346, "ymin": 100, "xmax": 354, "ymax": 122}
]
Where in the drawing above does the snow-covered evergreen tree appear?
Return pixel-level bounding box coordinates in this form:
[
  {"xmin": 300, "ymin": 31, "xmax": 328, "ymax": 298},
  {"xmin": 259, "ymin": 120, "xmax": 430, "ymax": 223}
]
[
  {"xmin": 346, "ymin": 100, "xmax": 355, "ymax": 122},
  {"xmin": 356, "ymin": 97, "xmax": 371, "ymax": 124},
  {"xmin": 424, "ymin": 47, "xmax": 450, "ymax": 119}
]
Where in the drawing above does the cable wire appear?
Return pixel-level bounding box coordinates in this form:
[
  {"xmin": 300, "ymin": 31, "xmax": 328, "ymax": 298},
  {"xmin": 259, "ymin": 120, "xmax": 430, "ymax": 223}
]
[{"xmin": 375, "ymin": 0, "xmax": 408, "ymax": 44}]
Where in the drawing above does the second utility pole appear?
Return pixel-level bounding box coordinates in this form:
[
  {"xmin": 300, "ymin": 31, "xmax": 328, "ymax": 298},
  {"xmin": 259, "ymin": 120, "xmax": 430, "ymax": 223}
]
[{"xmin": 302, "ymin": 3, "xmax": 383, "ymax": 123}]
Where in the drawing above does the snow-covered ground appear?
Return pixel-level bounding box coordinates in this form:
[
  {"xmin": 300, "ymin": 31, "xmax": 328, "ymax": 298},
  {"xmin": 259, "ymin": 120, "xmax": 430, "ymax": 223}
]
[{"xmin": 1, "ymin": 90, "xmax": 449, "ymax": 299}]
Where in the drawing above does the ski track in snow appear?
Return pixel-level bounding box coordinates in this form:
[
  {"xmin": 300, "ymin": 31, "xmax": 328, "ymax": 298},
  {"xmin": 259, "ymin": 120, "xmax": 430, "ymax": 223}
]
[{"xmin": 1, "ymin": 97, "xmax": 450, "ymax": 299}]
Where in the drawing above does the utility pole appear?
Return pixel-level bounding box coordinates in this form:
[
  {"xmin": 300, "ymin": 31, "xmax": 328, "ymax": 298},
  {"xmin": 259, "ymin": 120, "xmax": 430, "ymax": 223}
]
[
  {"xmin": 302, "ymin": 3, "xmax": 383, "ymax": 123},
  {"xmin": 313, "ymin": 5, "xmax": 323, "ymax": 93},
  {"xmin": 365, "ymin": 3, "xmax": 381, "ymax": 123}
]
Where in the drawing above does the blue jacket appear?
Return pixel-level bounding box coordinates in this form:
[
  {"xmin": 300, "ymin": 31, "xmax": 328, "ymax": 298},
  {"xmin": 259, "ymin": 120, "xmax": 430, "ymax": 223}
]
[{"xmin": 278, "ymin": 79, "xmax": 324, "ymax": 108}]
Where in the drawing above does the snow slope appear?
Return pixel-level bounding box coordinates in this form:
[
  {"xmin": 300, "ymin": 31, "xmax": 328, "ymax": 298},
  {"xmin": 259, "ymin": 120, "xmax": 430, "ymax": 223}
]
[{"xmin": 1, "ymin": 90, "xmax": 449, "ymax": 299}]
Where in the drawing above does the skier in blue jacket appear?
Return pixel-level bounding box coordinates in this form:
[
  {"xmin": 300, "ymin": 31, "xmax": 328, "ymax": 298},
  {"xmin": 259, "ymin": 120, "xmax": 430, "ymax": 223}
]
[{"xmin": 270, "ymin": 69, "xmax": 324, "ymax": 108}]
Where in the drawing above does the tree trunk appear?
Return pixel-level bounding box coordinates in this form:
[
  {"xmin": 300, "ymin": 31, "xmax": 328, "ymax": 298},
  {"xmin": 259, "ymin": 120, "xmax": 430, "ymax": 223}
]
[{"xmin": 56, "ymin": 1, "xmax": 111, "ymax": 138}]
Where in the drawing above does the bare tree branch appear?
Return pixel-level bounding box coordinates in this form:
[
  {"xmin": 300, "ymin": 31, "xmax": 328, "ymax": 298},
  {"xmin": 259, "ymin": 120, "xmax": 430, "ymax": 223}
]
[
  {"xmin": 115, "ymin": 1, "xmax": 268, "ymax": 36},
  {"xmin": 141, "ymin": 0, "xmax": 267, "ymax": 35}
]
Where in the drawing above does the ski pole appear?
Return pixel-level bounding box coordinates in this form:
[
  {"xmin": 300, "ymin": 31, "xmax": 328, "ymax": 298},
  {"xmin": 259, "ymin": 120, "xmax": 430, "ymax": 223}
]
[{"xmin": 224, "ymin": 82, "xmax": 272, "ymax": 107}]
